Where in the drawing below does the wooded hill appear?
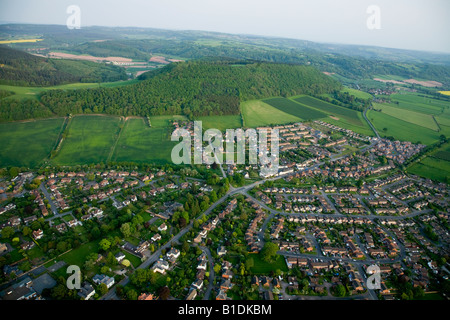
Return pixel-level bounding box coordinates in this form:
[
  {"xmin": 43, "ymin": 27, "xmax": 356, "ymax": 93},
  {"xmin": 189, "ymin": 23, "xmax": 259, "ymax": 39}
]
[
  {"xmin": 0, "ymin": 59, "xmax": 340, "ymax": 121},
  {"xmin": 0, "ymin": 46, "xmax": 127, "ymax": 86}
]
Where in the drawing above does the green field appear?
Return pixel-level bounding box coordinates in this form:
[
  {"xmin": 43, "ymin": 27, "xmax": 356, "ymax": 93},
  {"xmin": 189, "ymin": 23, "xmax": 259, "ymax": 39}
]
[
  {"xmin": 197, "ymin": 115, "xmax": 242, "ymax": 131},
  {"xmin": 60, "ymin": 240, "xmax": 100, "ymax": 267},
  {"xmin": 0, "ymin": 118, "xmax": 65, "ymax": 167},
  {"xmin": 436, "ymin": 116, "xmax": 450, "ymax": 127},
  {"xmin": 112, "ymin": 116, "xmax": 177, "ymax": 164},
  {"xmin": 374, "ymin": 103, "xmax": 439, "ymax": 131},
  {"xmin": 290, "ymin": 95, "xmax": 373, "ymax": 135},
  {"xmin": 241, "ymin": 99, "xmax": 302, "ymax": 128},
  {"xmin": 433, "ymin": 150, "xmax": 450, "ymax": 161},
  {"xmin": 0, "ymin": 80, "xmax": 138, "ymax": 101},
  {"xmin": 248, "ymin": 253, "xmax": 288, "ymax": 274},
  {"xmin": 367, "ymin": 109, "xmax": 441, "ymax": 145},
  {"xmin": 369, "ymin": 91, "xmax": 450, "ymax": 144},
  {"xmin": 262, "ymin": 97, "xmax": 327, "ymax": 120},
  {"xmin": 390, "ymin": 92, "xmax": 449, "ymax": 114},
  {"xmin": 341, "ymin": 87, "xmax": 373, "ymax": 100},
  {"xmin": 53, "ymin": 115, "xmax": 122, "ymax": 165},
  {"xmin": 293, "ymin": 95, "xmax": 364, "ymax": 126},
  {"xmin": 149, "ymin": 115, "xmax": 187, "ymax": 128},
  {"xmin": 408, "ymin": 142, "xmax": 450, "ymax": 182},
  {"xmin": 408, "ymin": 157, "xmax": 450, "ymax": 182},
  {"xmin": 321, "ymin": 114, "xmax": 374, "ymax": 137}
]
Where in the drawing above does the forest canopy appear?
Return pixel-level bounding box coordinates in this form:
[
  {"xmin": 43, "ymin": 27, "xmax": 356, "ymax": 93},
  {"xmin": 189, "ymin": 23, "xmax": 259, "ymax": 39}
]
[{"xmin": 0, "ymin": 59, "xmax": 341, "ymax": 121}]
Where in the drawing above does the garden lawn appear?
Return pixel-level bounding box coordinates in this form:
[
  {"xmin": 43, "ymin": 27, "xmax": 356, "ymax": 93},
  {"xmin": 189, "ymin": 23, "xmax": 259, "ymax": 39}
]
[
  {"xmin": 247, "ymin": 253, "xmax": 288, "ymax": 274},
  {"xmin": 122, "ymin": 250, "xmax": 142, "ymax": 268},
  {"xmin": 59, "ymin": 240, "xmax": 100, "ymax": 267}
]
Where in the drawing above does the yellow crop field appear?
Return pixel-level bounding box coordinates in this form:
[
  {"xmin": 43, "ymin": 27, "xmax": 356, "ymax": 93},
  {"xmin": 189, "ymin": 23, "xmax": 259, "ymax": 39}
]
[
  {"xmin": 0, "ymin": 39, "xmax": 43, "ymax": 44},
  {"xmin": 439, "ymin": 91, "xmax": 450, "ymax": 96}
]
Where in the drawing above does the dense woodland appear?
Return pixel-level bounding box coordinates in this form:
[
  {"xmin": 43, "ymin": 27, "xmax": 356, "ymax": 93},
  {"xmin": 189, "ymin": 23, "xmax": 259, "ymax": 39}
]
[
  {"xmin": 0, "ymin": 59, "xmax": 341, "ymax": 121},
  {"xmin": 0, "ymin": 46, "xmax": 127, "ymax": 86}
]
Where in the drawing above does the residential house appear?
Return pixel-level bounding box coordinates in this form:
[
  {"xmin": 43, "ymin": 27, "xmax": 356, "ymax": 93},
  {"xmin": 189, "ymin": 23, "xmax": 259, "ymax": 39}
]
[
  {"xmin": 78, "ymin": 282, "xmax": 96, "ymax": 300},
  {"xmin": 92, "ymin": 274, "xmax": 115, "ymax": 288}
]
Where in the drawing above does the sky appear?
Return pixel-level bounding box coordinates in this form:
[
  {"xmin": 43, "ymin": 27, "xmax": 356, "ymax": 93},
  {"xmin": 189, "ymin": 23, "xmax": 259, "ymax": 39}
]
[{"xmin": 1, "ymin": 0, "xmax": 449, "ymax": 53}]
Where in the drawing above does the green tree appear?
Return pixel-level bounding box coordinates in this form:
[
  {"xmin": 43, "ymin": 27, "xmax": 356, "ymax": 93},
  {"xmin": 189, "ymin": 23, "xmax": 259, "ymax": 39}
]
[
  {"xmin": 9, "ymin": 167, "xmax": 19, "ymax": 178},
  {"xmin": 334, "ymin": 284, "xmax": 346, "ymax": 297},
  {"xmin": 22, "ymin": 226, "xmax": 32, "ymax": 237},
  {"xmin": 1, "ymin": 226, "xmax": 15, "ymax": 239},
  {"xmin": 99, "ymin": 238, "xmax": 111, "ymax": 251},
  {"xmin": 245, "ymin": 257, "xmax": 254, "ymax": 270},
  {"xmin": 120, "ymin": 223, "xmax": 131, "ymax": 238},
  {"xmin": 126, "ymin": 289, "xmax": 138, "ymax": 300},
  {"xmin": 97, "ymin": 283, "xmax": 108, "ymax": 296},
  {"xmin": 260, "ymin": 242, "xmax": 279, "ymax": 263}
]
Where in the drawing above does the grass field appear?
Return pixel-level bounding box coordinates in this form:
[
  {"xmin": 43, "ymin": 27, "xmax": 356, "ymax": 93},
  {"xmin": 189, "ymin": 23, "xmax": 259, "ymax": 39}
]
[
  {"xmin": 408, "ymin": 142, "xmax": 450, "ymax": 182},
  {"xmin": 374, "ymin": 102, "xmax": 439, "ymax": 131},
  {"xmin": 241, "ymin": 99, "xmax": 302, "ymax": 128},
  {"xmin": 367, "ymin": 109, "xmax": 441, "ymax": 145},
  {"xmin": 293, "ymin": 95, "xmax": 364, "ymax": 126},
  {"xmin": 408, "ymin": 157, "xmax": 450, "ymax": 182},
  {"xmin": 388, "ymin": 93, "xmax": 447, "ymax": 115},
  {"xmin": 112, "ymin": 116, "xmax": 178, "ymax": 164},
  {"xmin": 59, "ymin": 240, "xmax": 100, "ymax": 267},
  {"xmin": 248, "ymin": 253, "xmax": 288, "ymax": 274},
  {"xmin": 197, "ymin": 115, "xmax": 242, "ymax": 131},
  {"xmin": 149, "ymin": 115, "xmax": 187, "ymax": 128},
  {"xmin": 433, "ymin": 150, "xmax": 450, "ymax": 161},
  {"xmin": 0, "ymin": 80, "xmax": 138, "ymax": 101},
  {"xmin": 341, "ymin": 87, "xmax": 373, "ymax": 100},
  {"xmin": 0, "ymin": 118, "xmax": 65, "ymax": 167},
  {"xmin": 370, "ymin": 91, "xmax": 450, "ymax": 142},
  {"xmin": 53, "ymin": 115, "xmax": 122, "ymax": 165},
  {"xmin": 321, "ymin": 113, "xmax": 374, "ymax": 136},
  {"xmin": 290, "ymin": 95, "xmax": 373, "ymax": 135},
  {"xmin": 263, "ymin": 97, "xmax": 327, "ymax": 121}
]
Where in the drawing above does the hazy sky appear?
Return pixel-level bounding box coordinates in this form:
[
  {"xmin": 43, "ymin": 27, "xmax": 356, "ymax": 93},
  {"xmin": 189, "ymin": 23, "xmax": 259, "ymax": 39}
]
[{"xmin": 1, "ymin": 0, "xmax": 449, "ymax": 53}]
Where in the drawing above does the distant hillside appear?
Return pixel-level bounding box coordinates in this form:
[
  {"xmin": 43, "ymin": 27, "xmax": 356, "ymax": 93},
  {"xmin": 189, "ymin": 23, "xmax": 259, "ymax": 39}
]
[
  {"xmin": 42, "ymin": 37, "xmax": 450, "ymax": 87},
  {"xmin": 1, "ymin": 59, "xmax": 341, "ymax": 121},
  {"xmin": 3, "ymin": 24, "xmax": 450, "ymax": 86},
  {"xmin": 0, "ymin": 45, "xmax": 127, "ymax": 86}
]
